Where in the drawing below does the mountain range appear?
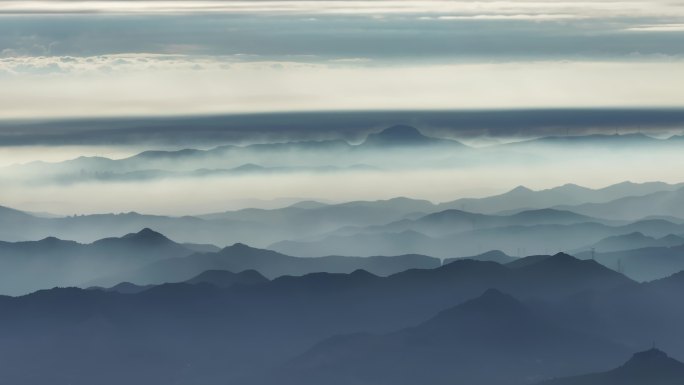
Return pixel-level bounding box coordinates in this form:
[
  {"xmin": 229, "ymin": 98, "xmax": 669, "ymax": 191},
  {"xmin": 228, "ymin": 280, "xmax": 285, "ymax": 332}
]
[
  {"xmin": 270, "ymin": 218, "xmax": 684, "ymax": 259},
  {"xmin": 267, "ymin": 289, "xmax": 628, "ymax": 385},
  {"xmin": 89, "ymin": 269, "xmax": 269, "ymax": 294},
  {"xmin": 577, "ymin": 243, "xmax": 684, "ymax": 282},
  {"xmin": 0, "ymin": 228, "xmax": 195, "ymax": 295},
  {"xmin": 537, "ymin": 348, "xmax": 684, "ymax": 385},
  {"xmin": 89, "ymin": 242, "xmax": 440, "ymax": 288},
  {"xmin": 440, "ymin": 181, "xmax": 684, "ymax": 215},
  {"xmin": 2, "ymin": 179, "xmax": 683, "ymax": 250},
  {"xmin": 0, "ymin": 125, "xmax": 468, "ymax": 184},
  {"xmin": 5, "ymin": 178, "xmax": 684, "ymax": 286},
  {"xmin": 5, "ymin": 125, "xmax": 684, "ymax": 189},
  {"xmin": 555, "ymin": 187, "xmax": 684, "ymax": 220},
  {"xmin": 574, "ymin": 232, "xmax": 684, "ymax": 253},
  {"xmin": 0, "ymin": 252, "xmax": 681, "ymax": 385}
]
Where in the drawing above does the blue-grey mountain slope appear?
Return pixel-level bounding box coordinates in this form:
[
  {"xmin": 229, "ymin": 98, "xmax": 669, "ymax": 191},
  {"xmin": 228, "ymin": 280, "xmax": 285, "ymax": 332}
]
[
  {"xmin": 265, "ymin": 289, "xmax": 628, "ymax": 385},
  {"xmin": 555, "ymin": 187, "xmax": 684, "ymax": 220},
  {"xmin": 536, "ymin": 349, "xmax": 684, "ymax": 385},
  {"xmin": 574, "ymin": 232, "xmax": 684, "ymax": 253},
  {"xmin": 0, "ymin": 228, "xmax": 194, "ymax": 295},
  {"xmin": 89, "ymin": 243, "xmax": 441, "ymax": 287},
  {"xmin": 438, "ymin": 181, "xmax": 684, "ymax": 215}
]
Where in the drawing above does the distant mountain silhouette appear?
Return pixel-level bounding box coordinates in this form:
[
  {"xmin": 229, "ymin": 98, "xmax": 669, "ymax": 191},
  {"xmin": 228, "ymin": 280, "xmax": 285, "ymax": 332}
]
[
  {"xmin": 198, "ymin": 196, "xmax": 437, "ymax": 245},
  {"xmin": 0, "ymin": 228, "xmax": 195, "ymax": 295},
  {"xmin": 555, "ymin": 187, "xmax": 684, "ymax": 220},
  {"xmin": 270, "ymin": 229, "xmax": 441, "ymax": 258},
  {"xmin": 538, "ymin": 348, "xmax": 684, "ymax": 385},
  {"xmin": 94, "ymin": 281, "xmax": 154, "ymax": 294},
  {"xmin": 361, "ymin": 125, "xmax": 466, "ymax": 147},
  {"xmin": 0, "ymin": 206, "xmax": 297, "ymax": 248},
  {"xmin": 0, "ymin": 204, "xmax": 34, "ymax": 221},
  {"xmin": 513, "ymin": 252, "xmax": 614, "ymax": 274},
  {"xmin": 509, "ymin": 208, "xmax": 598, "ymax": 222},
  {"xmin": 184, "ymin": 269, "xmax": 268, "ymax": 288},
  {"xmin": 90, "ymin": 243, "xmax": 440, "ymax": 287},
  {"xmin": 512, "ymin": 133, "xmax": 663, "ymax": 147},
  {"xmin": 506, "ymin": 254, "xmax": 555, "ymax": 268},
  {"xmin": 48, "ymin": 163, "xmax": 383, "ymax": 183},
  {"xmin": 575, "ymin": 232, "xmax": 684, "ymax": 253},
  {"xmin": 0, "ymin": 251, "xmax": 653, "ymax": 385},
  {"xmin": 90, "ymin": 269, "xmax": 269, "ymax": 293},
  {"xmin": 350, "ymin": 208, "xmax": 605, "ymax": 238},
  {"xmin": 271, "ymin": 289, "xmax": 627, "ymax": 385},
  {"xmin": 0, "ymin": 205, "xmax": 48, "ymax": 241},
  {"xmin": 444, "ymin": 250, "xmax": 516, "ymax": 265},
  {"xmin": 271, "ymin": 218, "xmax": 684, "ymax": 259},
  {"xmin": 2, "ymin": 124, "xmax": 475, "ymax": 187},
  {"xmin": 202, "ymin": 196, "xmax": 435, "ymax": 223},
  {"xmin": 503, "ymin": 253, "xmax": 633, "ymax": 298},
  {"xmin": 97, "ymin": 227, "xmax": 174, "ymax": 247},
  {"xmin": 181, "ymin": 242, "xmax": 221, "ymax": 253},
  {"xmin": 2, "ymin": 181, "xmax": 681, "ymax": 248},
  {"xmin": 439, "ymin": 181, "xmax": 683, "ymax": 215},
  {"xmin": 288, "ymin": 200, "xmax": 329, "ymax": 209},
  {"xmin": 7, "ymin": 112, "xmax": 684, "ymax": 385},
  {"xmin": 580, "ymin": 243, "xmax": 684, "ymax": 281}
]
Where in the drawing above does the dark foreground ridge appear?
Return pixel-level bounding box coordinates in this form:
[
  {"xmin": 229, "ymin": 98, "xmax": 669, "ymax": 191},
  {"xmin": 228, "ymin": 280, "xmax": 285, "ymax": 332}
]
[{"xmin": 537, "ymin": 348, "xmax": 684, "ymax": 385}]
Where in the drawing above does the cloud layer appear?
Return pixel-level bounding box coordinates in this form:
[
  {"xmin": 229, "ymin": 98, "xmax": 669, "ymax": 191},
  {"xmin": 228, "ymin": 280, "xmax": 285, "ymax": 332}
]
[
  {"xmin": 0, "ymin": 55, "xmax": 682, "ymax": 119},
  {"xmin": 0, "ymin": 0, "xmax": 681, "ymax": 19},
  {"xmin": 0, "ymin": 1, "xmax": 682, "ymax": 118}
]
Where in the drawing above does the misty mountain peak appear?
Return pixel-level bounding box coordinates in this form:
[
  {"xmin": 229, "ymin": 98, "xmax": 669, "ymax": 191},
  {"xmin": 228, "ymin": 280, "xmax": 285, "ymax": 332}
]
[
  {"xmin": 232, "ymin": 163, "xmax": 266, "ymax": 172},
  {"xmin": 122, "ymin": 228, "xmax": 170, "ymax": 243},
  {"xmin": 363, "ymin": 125, "xmax": 445, "ymax": 146},
  {"xmin": 219, "ymin": 242, "xmax": 282, "ymax": 257},
  {"xmin": 185, "ymin": 269, "xmax": 268, "ymax": 287},
  {"xmin": 536, "ymin": 348, "xmax": 684, "ymax": 384},
  {"xmin": 620, "ymin": 348, "xmax": 684, "ymax": 374},
  {"xmin": 376, "ymin": 125, "xmax": 425, "ymax": 140},
  {"xmin": 0, "ymin": 205, "xmax": 34, "ymax": 219},
  {"xmin": 350, "ymin": 269, "xmax": 378, "ymax": 279},
  {"xmin": 620, "ymin": 232, "xmax": 649, "ymax": 240},
  {"xmin": 226, "ymin": 242, "xmax": 253, "ymax": 251},
  {"xmin": 558, "ymin": 183, "xmax": 587, "ymax": 191},
  {"xmin": 288, "ymin": 200, "xmax": 328, "ymax": 209},
  {"xmin": 508, "ymin": 185, "xmax": 533, "ymax": 194},
  {"xmin": 552, "ymin": 252, "xmax": 576, "ymax": 260},
  {"xmin": 509, "ymin": 252, "xmax": 582, "ymax": 269},
  {"xmin": 38, "ymin": 236, "xmax": 64, "ymax": 243},
  {"xmin": 629, "ymin": 348, "xmax": 668, "ymax": 362},
  {"xmin": 659, "ymin": 234, "xmax": 684, "ymax": 243},
  {"xmin": 542, "ymin": 252, "xmax": 603, "ymax": 268},
  {"xmin": 108, "ymin": 282, "xmax": 152, "ymax": 294},
  {"xmin": 448, "ymin": 249, "xmax": 516, "ymax": 265}
]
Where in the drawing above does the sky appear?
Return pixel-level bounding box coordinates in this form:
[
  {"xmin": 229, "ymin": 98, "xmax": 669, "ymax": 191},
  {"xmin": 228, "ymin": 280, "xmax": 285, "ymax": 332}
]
[
  {"xmin": 1, "ymin": 1, "xmax": 684, "ymax": 215},
  {"xmin": 0, "ymin": 0, "xmax": 683, "ymax": 119}
]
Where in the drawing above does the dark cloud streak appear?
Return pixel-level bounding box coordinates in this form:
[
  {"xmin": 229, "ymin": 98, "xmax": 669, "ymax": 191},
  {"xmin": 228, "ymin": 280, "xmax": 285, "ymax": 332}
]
[
  {"xmin": 2, "ymin": 109, "xmax": 684, "ymax": 147},
  {"xmin": 1, "ymin": 15, "xmax": 683, "ymax": 59}
]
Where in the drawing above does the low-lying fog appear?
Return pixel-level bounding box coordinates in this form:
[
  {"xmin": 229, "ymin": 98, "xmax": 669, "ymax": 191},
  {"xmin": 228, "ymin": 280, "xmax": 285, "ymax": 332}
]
[{"xmin": 3, "ymin": 141, "xmax": 684, "ymax": 216}]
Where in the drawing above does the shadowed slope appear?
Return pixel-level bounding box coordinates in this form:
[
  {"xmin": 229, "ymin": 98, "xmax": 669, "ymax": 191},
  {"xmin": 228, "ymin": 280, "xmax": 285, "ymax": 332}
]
[
  {"xmin": 538, "ymin": 348, "xmax": 684, "ymax": 385},
  {"xmin": 269, "ymin": 289, "xmax": 628, "ymax": 385}
]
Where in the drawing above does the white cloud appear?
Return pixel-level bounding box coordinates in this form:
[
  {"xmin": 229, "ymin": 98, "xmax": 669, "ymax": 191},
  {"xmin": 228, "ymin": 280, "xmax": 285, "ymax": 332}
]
[
  {"xmin": 0, "ymin": 55, "xmax": 682, "ymax": 119},
  {"xmin": 0, "ymin": 0, "xmax": 680, "ymax": 20},
  {"xmin": 328, "ymin": 58, "xmax": 372, "ymax": 63},
  {"xmin": 436, "ymin": 14, "xmax": 580, "ymax": 21},
  {"xmin": 627, "ymin": 24, "xmax": 684, "ymax": 32}
]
